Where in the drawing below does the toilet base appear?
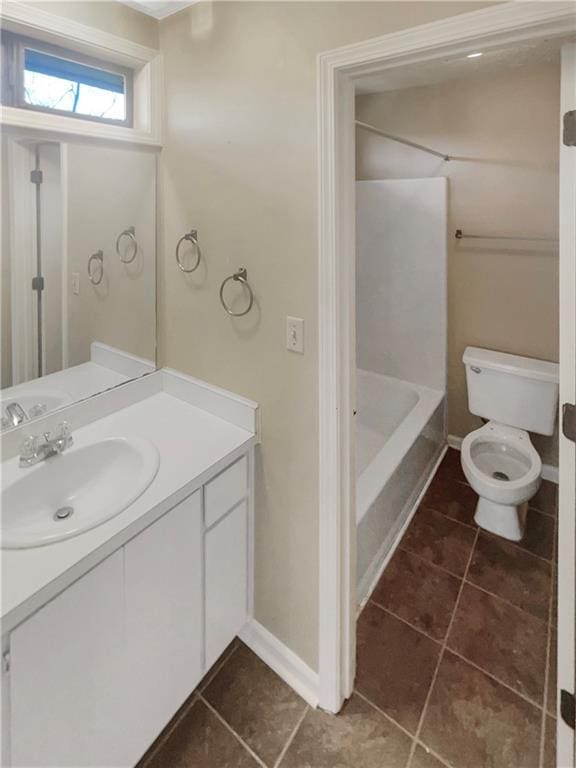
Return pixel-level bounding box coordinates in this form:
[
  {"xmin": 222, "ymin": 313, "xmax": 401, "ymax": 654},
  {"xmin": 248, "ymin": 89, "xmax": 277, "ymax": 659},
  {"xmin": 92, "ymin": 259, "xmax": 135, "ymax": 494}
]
[{"xmin": 474, "ymin": 497, "xmax": 528, "ymax": 542}]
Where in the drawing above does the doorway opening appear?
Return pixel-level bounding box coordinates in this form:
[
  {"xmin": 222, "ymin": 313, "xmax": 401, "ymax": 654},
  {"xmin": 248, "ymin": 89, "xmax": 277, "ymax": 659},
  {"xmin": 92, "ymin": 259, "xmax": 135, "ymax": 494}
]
[{"xmin": 317, "ymin": 6, "xmax": 576, "ymax": 768}]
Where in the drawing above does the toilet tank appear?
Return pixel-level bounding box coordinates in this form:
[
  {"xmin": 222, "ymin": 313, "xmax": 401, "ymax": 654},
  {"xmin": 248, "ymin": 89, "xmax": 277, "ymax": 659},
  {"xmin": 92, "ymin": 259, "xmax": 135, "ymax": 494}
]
[{"xmin": 463, "ymin": 347, "xmax": 559, "ymax": 436}]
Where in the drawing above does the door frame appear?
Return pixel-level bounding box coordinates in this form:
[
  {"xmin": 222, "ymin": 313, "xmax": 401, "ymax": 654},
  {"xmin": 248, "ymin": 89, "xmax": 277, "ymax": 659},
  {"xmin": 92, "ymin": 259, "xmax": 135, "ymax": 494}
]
[
  {"xmin": 7, "ymin": 135, "xmax": 37, "ymax": 385},
  {"xmin": 317, "ymin": 3, "xmax": 576, "ymax": 755}
]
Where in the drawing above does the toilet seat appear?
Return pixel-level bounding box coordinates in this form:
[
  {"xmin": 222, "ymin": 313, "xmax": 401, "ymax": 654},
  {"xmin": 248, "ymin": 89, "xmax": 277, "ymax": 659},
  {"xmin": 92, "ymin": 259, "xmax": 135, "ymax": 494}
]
[{"xmin": 461, "ymin": 421, "xmax": 541, "ymax": 506}]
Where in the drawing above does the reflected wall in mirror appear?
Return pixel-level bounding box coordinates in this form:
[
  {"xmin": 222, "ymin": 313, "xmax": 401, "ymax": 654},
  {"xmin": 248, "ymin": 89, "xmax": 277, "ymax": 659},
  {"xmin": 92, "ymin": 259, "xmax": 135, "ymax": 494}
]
[{"xmin": 1, "ymin": 132, "xmax": 157, "ymax": 430}]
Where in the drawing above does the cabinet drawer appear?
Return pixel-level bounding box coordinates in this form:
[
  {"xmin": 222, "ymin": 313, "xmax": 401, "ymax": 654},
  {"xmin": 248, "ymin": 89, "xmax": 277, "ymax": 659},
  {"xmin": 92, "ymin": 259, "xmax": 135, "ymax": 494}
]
[{"xmin": 204, "ymin": 456, "xmax": 248, "ymax": 528}]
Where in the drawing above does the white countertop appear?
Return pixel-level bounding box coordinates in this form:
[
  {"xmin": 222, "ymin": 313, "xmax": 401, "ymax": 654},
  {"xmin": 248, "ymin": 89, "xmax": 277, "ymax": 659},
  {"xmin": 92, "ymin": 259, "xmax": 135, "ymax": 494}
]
[
  {"xmin": 1, "ymin": 362, "xmax": 130, "ymax": 407},
  {"xmin": 1, "ymin": 391, "xmax": 255, "ymax": 634}
]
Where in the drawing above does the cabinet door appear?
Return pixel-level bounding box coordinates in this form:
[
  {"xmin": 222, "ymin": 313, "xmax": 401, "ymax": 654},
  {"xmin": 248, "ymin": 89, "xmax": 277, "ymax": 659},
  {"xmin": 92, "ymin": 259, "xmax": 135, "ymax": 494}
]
[
  {"xmin": 10, "ymin": 551, "xmax": 125, "ymax": 768},
  {"xmin": 205, "ymin": 501, "xmax": 248, "ymax": 669},
  {"xmin": 124, "ymin": 491, "xmax": 203, "ymax": 762}
]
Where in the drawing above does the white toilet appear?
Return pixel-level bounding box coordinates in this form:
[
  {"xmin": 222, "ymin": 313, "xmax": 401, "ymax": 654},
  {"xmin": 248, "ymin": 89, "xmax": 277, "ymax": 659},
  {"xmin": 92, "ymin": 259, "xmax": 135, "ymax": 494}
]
[{"xmin": 461, "ymin": 347, "xmax": 559, "ymax": 541}]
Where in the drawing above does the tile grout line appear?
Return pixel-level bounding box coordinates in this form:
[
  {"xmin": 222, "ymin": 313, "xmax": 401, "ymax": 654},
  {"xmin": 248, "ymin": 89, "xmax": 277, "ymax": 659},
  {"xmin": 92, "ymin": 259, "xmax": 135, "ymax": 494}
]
[
  {"xmin": 396, "ymin": 543, "xmax": 468, "ymax": 580},
  {"xmin": 355, "ymin": 683, "xmax": 455, "ymax": 768},
  {"xmin": 199, "ymin": 641, "xmax": 240, "ymax": 692},
  {"xmin": 396, "ymin": 539, "xmax": 552, "ymax": 619},
  {"xmin": 406, "ymin": 527, "xmax": 480, "ymax": 768},
  {"xmin": 367, "ymin": 599, "xmax": 445, "ymax": 646},
  {"xmin": 381, "ymin": 548, "xmax": 549, "ymax": 649},
  {"xmin": 539, "ymin": 510, "xmax": 558, "ymax": 768},
  {"xmin": 462, "ymin": 577, "xmax": 551, "ymax": 623},
  {"xmin": 445, "ymin": 646, "xmax": 545, "ymax": 711},
  {"xmin": 138, "ymin": 692, "xmax": 201, "ymax": 767},
  {"xmin": 353, "ymin": 689, "xmax": 417, "ymax": 741},
  {"xmin": 198, "ymin": 693, "xmax": 269, "ymax": 768},
  {"xmin": 272, "ymin": 704, "xmax": 309, "ymax": 768},
  {"xmin": 369, "ymin": 596, "xmax": 547, "ymax": 712},
  {"xmin": 423, "ymin": 502, "xmax": 555, "ymax": 564}
]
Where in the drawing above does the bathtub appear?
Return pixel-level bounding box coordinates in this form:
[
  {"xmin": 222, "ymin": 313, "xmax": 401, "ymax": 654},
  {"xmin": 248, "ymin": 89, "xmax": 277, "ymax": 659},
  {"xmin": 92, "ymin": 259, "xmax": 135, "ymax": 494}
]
[{"xmin": 356, "ymin": 368, "xmax": 446, "ymax": 605}]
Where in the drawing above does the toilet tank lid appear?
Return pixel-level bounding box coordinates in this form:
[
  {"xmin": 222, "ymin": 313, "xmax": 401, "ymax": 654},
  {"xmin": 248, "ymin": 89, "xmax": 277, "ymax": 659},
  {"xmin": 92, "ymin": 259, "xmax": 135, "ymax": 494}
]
[{"xmin": 463, "ymin": 347, "xmax": 559, "ymax": 384}]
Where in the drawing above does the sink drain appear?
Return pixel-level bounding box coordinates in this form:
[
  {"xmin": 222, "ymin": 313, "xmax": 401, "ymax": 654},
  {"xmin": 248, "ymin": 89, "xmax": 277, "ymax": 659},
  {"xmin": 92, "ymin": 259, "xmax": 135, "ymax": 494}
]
[
  {"xmin": 54, "ymin": 506, "xmax": 74, "ymax": 521},
  {"xmin": 492, "ymin": 471, "xmax": 510, "ymax": 482}
]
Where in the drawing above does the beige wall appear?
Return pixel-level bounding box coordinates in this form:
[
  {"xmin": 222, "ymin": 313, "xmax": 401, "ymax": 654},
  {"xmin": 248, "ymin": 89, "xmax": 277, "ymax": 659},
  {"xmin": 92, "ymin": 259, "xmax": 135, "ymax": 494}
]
[
  {"xmin": 27, "ymin": 1, "xmax": 159, "ymax": 49},
  {"xmin": 66, "ymin": 142, "xmax": 157, "ymax": 366},
  {"xmin": 356, "ymin": 61, "xmax": 560, "ymax": 465},
  {"xmin": 158, "ymin": 1, "xmax": 493, "ymax": 669}
]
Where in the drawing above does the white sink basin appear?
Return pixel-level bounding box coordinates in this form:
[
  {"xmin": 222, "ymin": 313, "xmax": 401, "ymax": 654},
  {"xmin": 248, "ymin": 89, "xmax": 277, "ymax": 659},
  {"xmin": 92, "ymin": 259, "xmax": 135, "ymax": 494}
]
[{"xmin": 1, "ymin": 437, "xmax": 159, "ymax": 549}]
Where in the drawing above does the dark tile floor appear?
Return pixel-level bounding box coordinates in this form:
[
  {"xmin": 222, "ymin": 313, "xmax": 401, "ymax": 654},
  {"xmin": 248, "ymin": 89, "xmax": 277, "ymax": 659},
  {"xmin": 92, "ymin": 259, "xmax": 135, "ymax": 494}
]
[{"xmin": 138, "ymin": 449, "xmax": 558, "ymax": 768}]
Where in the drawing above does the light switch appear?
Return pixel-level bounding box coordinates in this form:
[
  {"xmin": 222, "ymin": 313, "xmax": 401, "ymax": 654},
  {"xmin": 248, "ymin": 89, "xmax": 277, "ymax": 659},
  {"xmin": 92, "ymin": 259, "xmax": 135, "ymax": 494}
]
[
  {"xmin": 286, "ymin": 316, "xmax": 304, "ymax": 354},
  {"xmin": 72, "ymin": 273, "xmax": 80, "ymax": 296}
]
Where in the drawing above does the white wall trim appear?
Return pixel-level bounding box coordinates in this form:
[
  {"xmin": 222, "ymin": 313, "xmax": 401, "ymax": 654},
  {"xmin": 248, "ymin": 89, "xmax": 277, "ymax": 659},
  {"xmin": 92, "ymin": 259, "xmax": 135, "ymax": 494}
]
[
  {"xmin": 239, "ymin": 619, "xmax": 319, "ymax": 708},
  {"xmin": 317, "ymin": 0, "xmax": 575, "ymax": 715},
  {"xmin": 447, "ymin": 435, "xmax": 559, "ymax": 485},
  {"xmin": 0, "ymin": 2, "xmax": 162, "ymax": 147},
  {"xmin": 7, "ymin": 136, "xmax": 36, "ymax": 385}
]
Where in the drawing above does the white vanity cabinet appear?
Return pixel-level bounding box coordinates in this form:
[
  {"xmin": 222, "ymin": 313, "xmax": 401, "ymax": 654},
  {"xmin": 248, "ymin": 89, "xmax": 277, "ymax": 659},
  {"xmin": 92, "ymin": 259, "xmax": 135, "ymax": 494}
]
[
  {"xmin": 4, "ymin": 450, "xmax": 252, "ymax": 768},
  {"xmin": 123, "ymin": 489, "xmax": 204, "ymax": 762},
  {"xmin": 204, "ymin": 456, "xmax": 249, "ymax": 668},
  {"xmin": 9, "ymin": 551, "xmax": 126, "ymax": 768}
]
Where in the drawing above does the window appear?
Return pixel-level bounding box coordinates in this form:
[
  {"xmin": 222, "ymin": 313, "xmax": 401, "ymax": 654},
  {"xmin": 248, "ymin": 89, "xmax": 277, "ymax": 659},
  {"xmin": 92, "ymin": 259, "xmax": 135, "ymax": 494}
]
[{"xmin": 1, "ymin": 33, "xmax": 133, "ymax": 126}]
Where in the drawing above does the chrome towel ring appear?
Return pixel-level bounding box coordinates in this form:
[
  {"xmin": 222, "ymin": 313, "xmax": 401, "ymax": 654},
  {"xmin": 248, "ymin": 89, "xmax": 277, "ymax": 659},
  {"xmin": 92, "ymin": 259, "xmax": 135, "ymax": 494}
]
[
  {"xmin": 88, "ymin": 250, "xmax": 104, "ymax": 286},
  {"xmin": 176, "ymin": 230, "xmax": 201, "ymax": 273},
  {"xmin": 219, "ymin": 268, "xmax": 254, "ymax": 317},
  {"xmin": 116, "ymin": 226, "xmax": 138, "ymax": 264}
]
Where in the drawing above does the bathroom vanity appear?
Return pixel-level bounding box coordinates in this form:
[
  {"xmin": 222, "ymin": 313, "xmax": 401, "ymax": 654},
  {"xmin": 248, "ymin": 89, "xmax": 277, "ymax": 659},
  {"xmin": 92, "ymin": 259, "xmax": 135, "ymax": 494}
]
[{"xmin": 0, "ymin": 369, "xmax": 258, "ymax": 768}]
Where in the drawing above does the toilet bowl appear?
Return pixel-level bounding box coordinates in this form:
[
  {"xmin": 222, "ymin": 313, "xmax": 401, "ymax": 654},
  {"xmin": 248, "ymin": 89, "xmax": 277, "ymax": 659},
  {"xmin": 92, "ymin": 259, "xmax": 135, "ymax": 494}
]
[{"xmin": 461, "ymin": 421, "xmax": 542, "ymax": 541}]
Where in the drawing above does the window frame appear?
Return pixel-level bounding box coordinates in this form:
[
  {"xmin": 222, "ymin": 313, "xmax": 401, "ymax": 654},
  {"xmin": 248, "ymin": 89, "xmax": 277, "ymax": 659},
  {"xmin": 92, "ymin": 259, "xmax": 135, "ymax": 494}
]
[{"xmin": 2, "ymin": 32, "xmax": 134, "ymax": 128}]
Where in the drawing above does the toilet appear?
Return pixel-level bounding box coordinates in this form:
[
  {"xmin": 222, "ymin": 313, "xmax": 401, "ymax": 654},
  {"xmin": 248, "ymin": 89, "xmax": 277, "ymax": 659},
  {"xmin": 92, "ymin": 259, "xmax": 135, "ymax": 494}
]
[{"xmin": 461, "ymin": 347, "xmax": 559, "ymax": 541}]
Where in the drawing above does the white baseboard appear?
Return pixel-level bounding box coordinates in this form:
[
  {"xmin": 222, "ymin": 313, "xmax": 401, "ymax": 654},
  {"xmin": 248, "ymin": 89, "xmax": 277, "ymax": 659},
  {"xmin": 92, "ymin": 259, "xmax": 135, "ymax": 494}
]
[
  {"xmin": 239, "ymin": 619, "xmax": 319, "ymax": 708},
  {"xmin": 447, "ymin": 434, "xmax": 463, "ymax": 450},
  {"xmin": 447, "ymin": 434, "xmax": 558, "ymax": 485}
]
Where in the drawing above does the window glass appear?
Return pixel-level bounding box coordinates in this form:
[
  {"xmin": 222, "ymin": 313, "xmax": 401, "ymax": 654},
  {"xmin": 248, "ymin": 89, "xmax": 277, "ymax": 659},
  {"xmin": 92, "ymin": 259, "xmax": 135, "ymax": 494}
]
[{"xmin": 23, "ymin": 48, "xmax": 127, "ymax": 122}]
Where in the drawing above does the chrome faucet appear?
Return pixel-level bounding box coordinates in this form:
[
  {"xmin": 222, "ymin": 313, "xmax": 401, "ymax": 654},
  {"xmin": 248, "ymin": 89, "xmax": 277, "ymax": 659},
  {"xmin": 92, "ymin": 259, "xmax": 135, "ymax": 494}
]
[
  {"xmin": 19, "ymin": 422, "xmax": 73, "ymax": 468},
  {"xmin": 5, "ymin": 402, "xmax": 27, "ymax": 427}
]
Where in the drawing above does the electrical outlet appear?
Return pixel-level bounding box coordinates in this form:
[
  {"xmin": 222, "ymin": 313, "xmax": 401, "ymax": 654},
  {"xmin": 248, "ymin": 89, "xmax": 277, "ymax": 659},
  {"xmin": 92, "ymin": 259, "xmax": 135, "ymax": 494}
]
[
  {"xmin": 286, "ymin": 316, "xmax": 304, "ymax": 354},
  {"xmin": 72, "ymin": 273, "xmax": 80, "ymax": 296}
]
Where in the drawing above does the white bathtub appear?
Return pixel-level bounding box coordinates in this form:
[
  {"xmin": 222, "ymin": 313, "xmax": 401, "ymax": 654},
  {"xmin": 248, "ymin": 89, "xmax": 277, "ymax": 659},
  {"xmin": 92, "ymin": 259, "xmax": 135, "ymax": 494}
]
[{"xmin": 356, "ymin": 369, "xmax": 445, "ymax": 604}]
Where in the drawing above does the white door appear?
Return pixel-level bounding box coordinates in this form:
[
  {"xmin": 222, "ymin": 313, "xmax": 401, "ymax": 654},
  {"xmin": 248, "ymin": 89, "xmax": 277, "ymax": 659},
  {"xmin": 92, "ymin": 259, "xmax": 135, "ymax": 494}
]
[{"xmin": 557, "ymin": 42, "xmax": 576, "ymax": 768}]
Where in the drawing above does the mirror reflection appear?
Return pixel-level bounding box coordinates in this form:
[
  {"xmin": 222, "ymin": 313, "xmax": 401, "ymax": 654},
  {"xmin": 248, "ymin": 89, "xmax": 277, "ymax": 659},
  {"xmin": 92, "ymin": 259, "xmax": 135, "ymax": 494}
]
[{"xmin": 1, "ymin": 134, "xmax": 157, "ymax": 430}]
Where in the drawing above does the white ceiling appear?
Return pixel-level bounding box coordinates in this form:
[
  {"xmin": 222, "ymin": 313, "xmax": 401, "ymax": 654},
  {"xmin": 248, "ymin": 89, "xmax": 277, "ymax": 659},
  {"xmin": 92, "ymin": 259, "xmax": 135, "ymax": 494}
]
[
  {"xmin": 355, "ymin": 36, "xmax": 574, "ymax": 94},
  {"xmin": 119, "ymin": 0, "xmax": 196, "ymax": 20}
]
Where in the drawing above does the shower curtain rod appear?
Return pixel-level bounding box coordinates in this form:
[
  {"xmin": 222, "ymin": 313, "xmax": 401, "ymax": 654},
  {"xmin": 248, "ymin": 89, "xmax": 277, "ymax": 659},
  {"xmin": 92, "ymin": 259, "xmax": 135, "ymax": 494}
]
[
  {"xmin": 455, "ymin": 229, "xmax": 559, "ymax": 244},
  {"xmin": 355, "ymin": 120, "xmax": 451, "ymax": 161}
]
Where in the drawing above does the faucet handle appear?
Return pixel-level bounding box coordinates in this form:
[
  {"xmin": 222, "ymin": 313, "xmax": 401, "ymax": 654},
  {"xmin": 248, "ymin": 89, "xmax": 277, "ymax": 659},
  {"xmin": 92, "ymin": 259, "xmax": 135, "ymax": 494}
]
[
  {"xmin": 20, "ymin": 434, "xmax": 39, "ymax": 460},
  {"xmin": 55, "ymin": 421, "xmax": 73, "ymax": 447}
]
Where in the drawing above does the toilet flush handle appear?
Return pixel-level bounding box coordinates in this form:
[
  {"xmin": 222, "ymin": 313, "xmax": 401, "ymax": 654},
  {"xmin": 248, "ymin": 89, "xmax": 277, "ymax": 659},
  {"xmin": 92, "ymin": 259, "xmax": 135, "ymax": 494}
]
[{"xmin": 471, "ymin": 366, "xmax": 482, "ymax": 374}]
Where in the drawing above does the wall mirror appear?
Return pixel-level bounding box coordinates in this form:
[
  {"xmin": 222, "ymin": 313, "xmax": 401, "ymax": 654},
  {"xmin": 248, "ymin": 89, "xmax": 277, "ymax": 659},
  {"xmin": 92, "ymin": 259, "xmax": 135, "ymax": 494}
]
[{"xmin": 1, "ymin": 130, "xmax": 157, "ymax": 431}]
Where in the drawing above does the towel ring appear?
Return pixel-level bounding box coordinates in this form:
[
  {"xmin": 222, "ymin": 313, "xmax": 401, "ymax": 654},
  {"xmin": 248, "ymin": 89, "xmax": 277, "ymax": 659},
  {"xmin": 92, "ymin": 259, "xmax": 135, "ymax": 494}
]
[
  {"xmin": 219, "ymin": 267, "xmax": 254, "ymax": 317},
  {"xmin": 88, "ymin": 250, "xmax": 104, "ymax": 286},
  {"xmin": 116, "ymin": 226, "xmax": 138, "ymax": 264},
  {"xmin": 176, "ymin": 230, "xmax": 201, "ymax": 273}
]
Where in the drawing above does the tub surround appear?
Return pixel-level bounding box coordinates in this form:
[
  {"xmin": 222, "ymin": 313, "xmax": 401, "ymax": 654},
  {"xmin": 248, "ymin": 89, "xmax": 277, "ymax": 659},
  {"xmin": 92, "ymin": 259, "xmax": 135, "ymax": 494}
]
[{"xmin": 355, "ymin": 177, "xmax": 447, "ymax": 605}]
